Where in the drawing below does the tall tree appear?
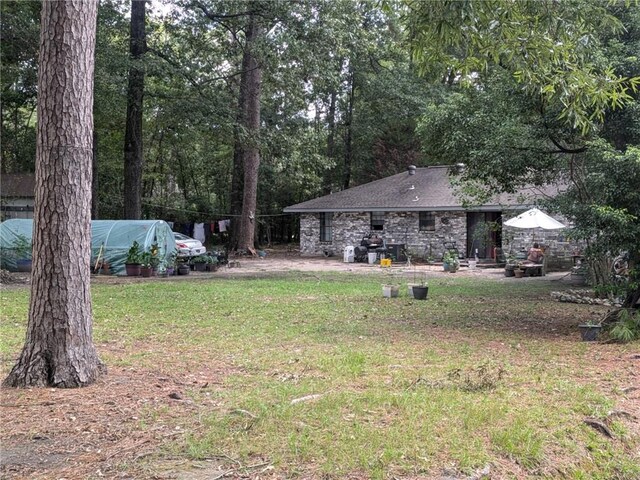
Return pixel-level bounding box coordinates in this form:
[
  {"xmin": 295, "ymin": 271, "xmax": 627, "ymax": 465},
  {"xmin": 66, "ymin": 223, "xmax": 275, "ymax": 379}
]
[
  {"xmin": 3, "ymin": 0, "xmax": 104, "ymax": 388},
  {"xmin": 235, "ymin": 9, "xmax": 263, "ymax": 253},
  {"xmin": 123, "ymin": 0, "xmax": 146, "ymax": 219},
  {"xmin": 409, "ymin": 0, "xmax": 640, "ymax": 308}
]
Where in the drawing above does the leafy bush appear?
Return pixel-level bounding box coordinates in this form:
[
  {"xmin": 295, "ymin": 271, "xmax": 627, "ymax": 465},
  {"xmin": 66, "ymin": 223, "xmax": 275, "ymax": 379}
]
[{"xmin": 608, "ymin": 309, "xmax": 640, "ymax": 343}]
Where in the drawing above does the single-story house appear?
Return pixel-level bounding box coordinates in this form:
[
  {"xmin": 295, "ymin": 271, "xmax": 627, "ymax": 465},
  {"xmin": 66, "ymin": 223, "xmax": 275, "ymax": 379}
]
[
  {"xmin": 284, "ymin": 165, "xmax": 574, "ymax": 266},
  {"xmin": 0, "ymin": 173, "xmax": 35, "ymax": 220}
]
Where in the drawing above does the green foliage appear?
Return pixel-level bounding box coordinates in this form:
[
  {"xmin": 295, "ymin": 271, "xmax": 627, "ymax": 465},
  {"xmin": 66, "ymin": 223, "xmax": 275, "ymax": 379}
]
[
  {"xmin": 609, "ymin": 309, "xmax": 640, "ymax": 342},
  {"xmin": 126, "ymin": 241, "xmax": 142, "ymax": 264},
  {"xmin": 139, "ymin": 251, "xmax": 152, "ymax": 268},
  {"xmin": 406, "ymin": 0, "xmax": 640, "ymax": 134}
]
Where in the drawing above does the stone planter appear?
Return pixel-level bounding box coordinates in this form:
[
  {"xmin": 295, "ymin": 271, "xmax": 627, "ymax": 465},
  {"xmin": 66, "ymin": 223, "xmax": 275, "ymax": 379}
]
[{"xmin": 382, "ymin": 285, "xmax": 399, "ymax": 298}]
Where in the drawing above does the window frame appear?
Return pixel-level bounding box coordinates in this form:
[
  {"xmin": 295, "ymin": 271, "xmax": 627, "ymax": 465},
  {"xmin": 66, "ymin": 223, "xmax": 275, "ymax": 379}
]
[
  {"xmin": 370, "ymin": 211, "xmax": 385, "ymax": 231},
  {"xmin": 419, "ymin": 211, "xmax": 436, "ymax": 231},
  {"xmin": 319, "ymin": 212, "xmax": 333, "ymax": 242}
]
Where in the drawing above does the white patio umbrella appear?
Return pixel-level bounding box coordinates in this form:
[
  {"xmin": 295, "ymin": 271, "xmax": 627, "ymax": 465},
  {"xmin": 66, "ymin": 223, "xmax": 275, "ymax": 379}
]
[{"xmin": 504, "ymin": 208, "xmax": 565, "ymax": 230}]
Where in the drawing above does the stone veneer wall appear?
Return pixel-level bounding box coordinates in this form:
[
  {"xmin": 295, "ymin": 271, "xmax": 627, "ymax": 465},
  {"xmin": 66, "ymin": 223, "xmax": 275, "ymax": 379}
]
[
  {"xmin": 300, "ymin": 210, "xmax": 578, "ymax": 268},
  {"xmin": 502, "ymin": 210, "xmax": 578, "ymax": 269},
  {"xmin": 300, "ymin": 211, "xmax": 467, "ymax": 260}
]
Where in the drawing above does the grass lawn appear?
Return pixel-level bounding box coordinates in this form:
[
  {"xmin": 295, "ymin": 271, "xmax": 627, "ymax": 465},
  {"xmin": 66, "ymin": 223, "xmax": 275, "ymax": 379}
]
[{"xmin": 1, "ymin": 272, "xmax": 639, "ymax": 479}]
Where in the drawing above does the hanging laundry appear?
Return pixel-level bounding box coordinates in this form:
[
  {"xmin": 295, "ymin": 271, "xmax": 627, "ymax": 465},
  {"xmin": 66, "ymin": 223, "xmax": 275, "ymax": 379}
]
[
  {"xmin": 218, "ymin": 219, "xmax": 230, "ymax": 232},
  {"xmin": 194, "ymin": 223, "xmax": 206, "ymax": 243}
]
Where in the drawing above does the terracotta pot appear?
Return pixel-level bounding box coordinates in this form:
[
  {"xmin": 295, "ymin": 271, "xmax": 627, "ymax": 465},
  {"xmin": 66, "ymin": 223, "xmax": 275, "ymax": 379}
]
[
  {"xmin": 140, "ymin": 266, "xmax": 153, "ymax": 278},
  {"xmin": 125, "ymin": 263, "xmax": 141, "ymax": 276}
]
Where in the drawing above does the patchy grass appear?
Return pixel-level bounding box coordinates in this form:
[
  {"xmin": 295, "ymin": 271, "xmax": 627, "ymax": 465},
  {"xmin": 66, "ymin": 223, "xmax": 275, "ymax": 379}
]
[{"xmin": 1, "ymin": 272, "xmax": 639, "ymax": 479}]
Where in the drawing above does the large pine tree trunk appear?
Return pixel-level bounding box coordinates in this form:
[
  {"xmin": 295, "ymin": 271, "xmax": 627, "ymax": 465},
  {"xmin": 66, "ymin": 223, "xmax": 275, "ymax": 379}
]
[
  {"xmin": 3, "ymin": 0, "xmax": 104, "ymax": 388},
  {"xmin": 123, "ymin": 0, "xmax": 146, "ymax": 219},
  {"xmin": 236, "ymin": 14, "xmax": 262, "ymax": 254},
  {"xmin": 322, "ymin": 90, "xmax": 337, "ymax": 194},
  {"xmin": 342, "ymin": 69, "xmax": 355, "ymax": 190}
]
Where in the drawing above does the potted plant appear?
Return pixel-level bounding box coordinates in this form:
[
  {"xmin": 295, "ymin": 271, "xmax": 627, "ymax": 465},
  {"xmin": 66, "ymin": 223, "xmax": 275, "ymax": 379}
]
[
  {"xmin": 504, "ymin": 253, "xmax": 517, "ymax": 277},
  {"xmin": 443, "ymin": 251, "xmax": 459, "ymax": 273},
  {"xmin": 408, "ymin": 269, "xmax": 428, "ymax": 299},
  {"xmin": 166, "ymin": 251, "xmax": 177, "ymax": 276},
  {"xmin": 205, "ymin": 254, "xmax": 219, "ymax": 272},
  {"xmin": 13, "ymin": 234, "xmax": 32, "ymax": 272},
  {"xmin": 139, "ymin": 252, "xmax": 153, "ymax": 277},
  {"xmin": 177, "ymin": 260, "xmax": 190, "ymax": 275},
  {"xmin": 411, "ymin": 273, "xmax": 429, "ymax": 300},
  {"xmin": 149, "ymin": 242, "xmax": 161, "ymax": 274},
  {"xmin": 190, "ymin": 254, "xmax": 208, "ymax": 271},
  {"xmin": 514, "ymin": 266, "xmax": 525, "ymax": 278},
  {"xmin": 578, "ymin": 320, "xmax": 602, "ymax": 342},
  {"xmin": 125, "ymin": 241, "xmax": 142, "ymax": 276}
]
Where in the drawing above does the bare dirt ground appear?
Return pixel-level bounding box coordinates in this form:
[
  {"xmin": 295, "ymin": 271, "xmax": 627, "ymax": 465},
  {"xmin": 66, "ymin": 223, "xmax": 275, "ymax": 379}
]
[{"xmin": 1, "ymin": 251, "xmax": 636, "ymax": 479}]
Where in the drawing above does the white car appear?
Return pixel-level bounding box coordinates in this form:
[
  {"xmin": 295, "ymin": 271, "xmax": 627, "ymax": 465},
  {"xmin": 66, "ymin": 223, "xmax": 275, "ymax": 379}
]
[{"xmin": 173, "ymin": 232, "xmax": 206, "ymax": 258}]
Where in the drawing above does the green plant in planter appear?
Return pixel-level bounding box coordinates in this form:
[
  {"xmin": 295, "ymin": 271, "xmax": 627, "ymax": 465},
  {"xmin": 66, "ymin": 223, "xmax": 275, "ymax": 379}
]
[
  {"xmin": 139, "ymin": 251, "xmax": 152, "ymax": 268},
  {"xmin": 442, "ymin": 251, "xmax": 459, "ymax": 268},
  {"xmin": 167, "ymin": 250, "xmax": 178, "ymax": 268},
  {"xmin": 149, "ymin": 242, "xmax": 161, "ymax": 270},
  {"xmin": 126, "ymin": 241, "xmax": 142, "ymax": 265},
  {"xmin": 190, "ymin": 255, "xmax": 208, "ymax": 265}
]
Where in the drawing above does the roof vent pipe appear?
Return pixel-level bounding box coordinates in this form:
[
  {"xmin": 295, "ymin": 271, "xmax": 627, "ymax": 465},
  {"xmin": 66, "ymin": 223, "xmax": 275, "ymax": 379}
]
[{"xmin": 407, "ymin": 165, "xmax": 416, "ymax": 175}]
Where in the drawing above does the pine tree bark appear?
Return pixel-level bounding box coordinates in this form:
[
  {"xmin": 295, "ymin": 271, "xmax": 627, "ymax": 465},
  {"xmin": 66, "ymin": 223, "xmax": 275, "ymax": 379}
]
[
  {"xmin": 342, "ymin": 69, "xmax": 355, "ymax": 190},
  {"xmin": 322, "ymin": 90, "xmax": 337, "ymax": 194},
  {"xmin": 236, "ymin": 13, "xmax": 262, "ymax": 254},
  {"xmin": 123, "ymin": 0, "xmax": 146, "ymax": 219},
  {"xmin": 3, "ymin": 0, "xmax": 104, "ymax": 388}
]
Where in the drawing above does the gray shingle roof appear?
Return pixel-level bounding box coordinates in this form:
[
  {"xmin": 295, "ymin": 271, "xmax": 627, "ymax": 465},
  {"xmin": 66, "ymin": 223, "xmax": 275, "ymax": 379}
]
[
  {"xmin": 1, "ymin": 173, "xmax": 35, "ymax": 198},
  {"xmin": 283, "ymin": 166, "xmax": 560, "ymax": 213}
]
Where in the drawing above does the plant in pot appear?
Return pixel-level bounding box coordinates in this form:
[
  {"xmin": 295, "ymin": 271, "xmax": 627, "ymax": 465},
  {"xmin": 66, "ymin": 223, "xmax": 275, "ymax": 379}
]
[
  {"xmin": 166, "ymin": 251, "xmax": 177, "ymax": 276},
  {"xmin": 514, "ymin": 263, "xmax": 525, "ymax": 278},
  {"xmin": 411, "ymin": 276, "xmax": 429, "ymax": 300},
  {"xmin": 578, "ymin": 319, "xmax": 602, "ymax": 342},
  {"xmin": 12, "ymin": 234, "xmax": 32, "ymax": 272},
  {"xmin": 139, "ymin": 252, "xmax": 154, "ymax": 277},
  {"xmin": 125, "ymin": 241, "xmax": 142, "ymax": 276},
  {"xmin": 443, "ymin": 251, "xmax": 460, "ymax": 273},
  {"xmin": 504, "ymin": 253, "xmax": 517, "ymax": 277},
  {"xmin": 190, "ymin": 254, "xmax": 208, "ymax": 271},
  {"xmin": 205, "ymin": 254, "xmax": 219, "ymax": 272},
  {"xmin": 408, "ymin": 269, "xmax": 429, "ymax": 299},
  {"xmin": 149, "ymin": 242, "xmax": 161, "ymax": 274},
  {"xmin": 177, "ymin": 259, "xmax": 190, "ymax": 275}
]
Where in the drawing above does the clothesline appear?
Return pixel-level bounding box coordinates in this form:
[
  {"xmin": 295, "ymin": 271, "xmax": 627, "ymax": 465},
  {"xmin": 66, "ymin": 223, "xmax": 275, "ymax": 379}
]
[{"xmin": 102, "ymin": 194, "xmax": 292, "ymax": 218}]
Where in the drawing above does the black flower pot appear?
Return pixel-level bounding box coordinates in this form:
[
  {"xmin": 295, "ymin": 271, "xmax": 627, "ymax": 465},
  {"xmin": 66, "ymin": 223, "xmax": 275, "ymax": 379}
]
[
  {"xmin": 578, "ymin": 325, "xmax": 602, "ymax": 342},
  {"xmin": 177, "ymin": 264, "xmax": 190, "ymax": 275},
  {"xmin": 412, "ymin": 285, "xmax": 428, "ymax": 300}
]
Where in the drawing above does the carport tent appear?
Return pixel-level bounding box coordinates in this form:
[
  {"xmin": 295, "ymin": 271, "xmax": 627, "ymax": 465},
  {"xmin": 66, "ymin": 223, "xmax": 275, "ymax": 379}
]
[{"xmin": 0, "ymin": 219, "xmax": 177, "ymax": 274}]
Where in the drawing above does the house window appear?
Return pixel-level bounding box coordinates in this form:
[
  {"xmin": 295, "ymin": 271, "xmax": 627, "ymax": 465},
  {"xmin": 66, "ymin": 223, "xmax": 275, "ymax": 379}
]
[
  {"xmin": 419, "ymin": 212, "xmax": 435, "ymax": 231},
  {"xmin": 370, "ymin": 212, "xmax": 385, "ymax": 231},
  {"xmin": 319, "ymin": 213, "xmax": 332, "ymax": 242}
]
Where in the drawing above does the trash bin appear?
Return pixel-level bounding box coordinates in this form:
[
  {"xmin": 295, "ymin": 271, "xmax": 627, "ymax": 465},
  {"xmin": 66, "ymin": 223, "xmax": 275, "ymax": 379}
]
[
  {"xmin": 343, "ymin": 246, "xmax": 355, "ymax": 263},
  {"xmin": 367, "ymin": 252, "xmax": 377, "ymax": 264}
]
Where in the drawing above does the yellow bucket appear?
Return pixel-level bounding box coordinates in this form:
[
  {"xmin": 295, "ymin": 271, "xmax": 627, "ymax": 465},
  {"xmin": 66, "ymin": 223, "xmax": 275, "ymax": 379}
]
[{"xmin": 380, "ymin": 258, "xmax": 392, "ymax": 267}]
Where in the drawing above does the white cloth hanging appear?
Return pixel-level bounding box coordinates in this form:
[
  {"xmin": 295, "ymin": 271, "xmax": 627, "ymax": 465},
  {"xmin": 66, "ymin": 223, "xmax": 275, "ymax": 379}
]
[{"xmin": 194, "ymin": 223, "xmax": 206, "ymax": 243}]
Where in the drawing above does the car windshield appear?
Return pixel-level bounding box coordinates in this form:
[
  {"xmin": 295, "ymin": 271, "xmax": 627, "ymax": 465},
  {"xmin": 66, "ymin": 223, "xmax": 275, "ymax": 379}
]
[{"xmin": 174, "ymin": 233, "xmax": 191, "ymax": 241}]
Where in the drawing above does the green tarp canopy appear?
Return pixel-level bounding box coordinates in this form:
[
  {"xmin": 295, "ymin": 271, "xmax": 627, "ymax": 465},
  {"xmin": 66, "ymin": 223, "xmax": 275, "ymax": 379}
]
[{"xmin": 0, "ymin": 219, "xmax": 177, "ymax": 275}]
